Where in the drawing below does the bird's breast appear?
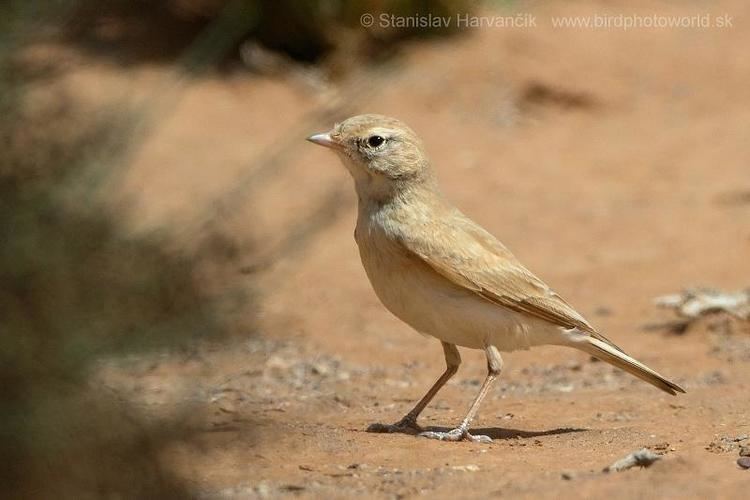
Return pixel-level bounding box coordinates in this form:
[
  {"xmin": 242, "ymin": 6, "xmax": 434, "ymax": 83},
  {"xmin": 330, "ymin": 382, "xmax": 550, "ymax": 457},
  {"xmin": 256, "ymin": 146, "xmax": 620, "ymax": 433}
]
[
  {"xmin": 353, "ymin": 213, "xmax": 562, "ymax": 351},
  {"xmin": 354, "ymin": 216, "xmax": 486, "ymax": 347}
]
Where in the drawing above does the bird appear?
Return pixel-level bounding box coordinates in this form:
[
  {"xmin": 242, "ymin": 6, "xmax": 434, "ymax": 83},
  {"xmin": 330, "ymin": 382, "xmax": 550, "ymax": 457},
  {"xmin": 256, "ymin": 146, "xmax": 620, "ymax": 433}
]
[{"xmin": 306, "ymin": 114, "xmax": 685, "ymax": 443}]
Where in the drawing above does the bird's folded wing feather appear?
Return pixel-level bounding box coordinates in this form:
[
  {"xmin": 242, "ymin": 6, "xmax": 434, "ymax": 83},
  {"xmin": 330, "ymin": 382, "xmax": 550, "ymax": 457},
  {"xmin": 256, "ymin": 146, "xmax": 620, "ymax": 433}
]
[{"xmin": 394, "ymin": 212, "xmax": 622, "ymax": 351}]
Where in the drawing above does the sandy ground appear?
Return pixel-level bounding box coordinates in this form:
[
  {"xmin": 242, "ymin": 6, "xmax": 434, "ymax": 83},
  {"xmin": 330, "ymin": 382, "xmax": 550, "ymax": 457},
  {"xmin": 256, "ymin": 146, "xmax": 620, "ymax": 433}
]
[{"xmin": 42, "ymin": 0, "xmax": 750, "ymax": 497}]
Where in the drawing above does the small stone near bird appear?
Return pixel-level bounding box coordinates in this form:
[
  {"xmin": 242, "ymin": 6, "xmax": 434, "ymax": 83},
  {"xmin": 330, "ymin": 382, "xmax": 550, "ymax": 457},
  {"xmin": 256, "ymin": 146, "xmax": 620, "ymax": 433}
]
[
  {"xmin": 655, "ymin": 288, "xmax": 750, "ymax": 320},
  {"xmin": 603, "ymin": 448, "xmax": 661, "ymax": 473}
]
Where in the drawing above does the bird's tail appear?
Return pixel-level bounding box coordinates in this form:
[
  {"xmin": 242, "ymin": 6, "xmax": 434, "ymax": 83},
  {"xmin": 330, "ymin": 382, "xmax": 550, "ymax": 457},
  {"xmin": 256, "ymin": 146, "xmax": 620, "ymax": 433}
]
[{"xmin": 567, "ymin": 334, "xmax": 685, "ymax": 396}]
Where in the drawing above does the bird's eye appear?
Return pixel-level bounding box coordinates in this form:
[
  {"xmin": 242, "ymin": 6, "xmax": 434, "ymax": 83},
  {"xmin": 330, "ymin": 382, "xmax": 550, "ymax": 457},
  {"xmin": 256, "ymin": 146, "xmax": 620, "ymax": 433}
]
[{"xmin": 366, "ymin": 135, "xmax": 385, "ymax": 148}]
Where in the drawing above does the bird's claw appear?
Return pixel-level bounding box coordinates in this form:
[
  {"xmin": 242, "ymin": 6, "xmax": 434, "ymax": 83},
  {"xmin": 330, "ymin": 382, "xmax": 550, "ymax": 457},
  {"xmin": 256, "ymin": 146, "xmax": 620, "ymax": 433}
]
[
  {"xmin": 367, "ymin": 416, "xmax": 422, "ymax": 435},
  {"xmin": 419, "ymin": 428, "xmax": 492, "ymax": 443}
]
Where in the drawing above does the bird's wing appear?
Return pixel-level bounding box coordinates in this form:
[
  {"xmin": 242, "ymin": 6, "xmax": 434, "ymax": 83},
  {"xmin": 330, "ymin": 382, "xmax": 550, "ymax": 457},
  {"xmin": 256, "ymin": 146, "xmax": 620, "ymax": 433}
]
[{"xmin": 395, "ymin": 211, "xmax": 622, "ymax": 351}]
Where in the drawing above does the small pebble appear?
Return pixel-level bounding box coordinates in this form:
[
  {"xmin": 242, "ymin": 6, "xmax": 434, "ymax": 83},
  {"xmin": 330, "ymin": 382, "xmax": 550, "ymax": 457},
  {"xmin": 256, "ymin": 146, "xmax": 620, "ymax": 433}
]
[
  {"xmin": 737, "ymin": 457, "xmax": 750, "ymax": 469},
  {"xmin": 451, "ymin": 464, "xmax": 480, "ymax": 472},
  {"xmin": 594, "ymin": 306, "xmax": 613, "ymax": 317},
  {"xmin": 740, "ymin": 445, "xmax": 750, "ymax": 457}
]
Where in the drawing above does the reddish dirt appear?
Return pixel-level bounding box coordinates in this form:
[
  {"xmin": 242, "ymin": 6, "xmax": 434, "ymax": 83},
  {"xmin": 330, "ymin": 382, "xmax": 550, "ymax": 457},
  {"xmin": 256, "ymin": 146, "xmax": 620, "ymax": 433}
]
[{"xmin": 47, "ymin": 0, "xmax": 750, "ymax": 497}]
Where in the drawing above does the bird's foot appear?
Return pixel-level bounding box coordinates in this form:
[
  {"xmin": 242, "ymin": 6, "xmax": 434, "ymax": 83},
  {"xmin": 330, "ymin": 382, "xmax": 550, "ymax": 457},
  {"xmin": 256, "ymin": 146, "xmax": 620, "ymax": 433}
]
[
  {"xmin": 419, "ymin": 427, "xmax": 492, "ymax": 443},
  {"xmin": 367, "ymin": 416, "xmax": 423, "ymax": 435}
]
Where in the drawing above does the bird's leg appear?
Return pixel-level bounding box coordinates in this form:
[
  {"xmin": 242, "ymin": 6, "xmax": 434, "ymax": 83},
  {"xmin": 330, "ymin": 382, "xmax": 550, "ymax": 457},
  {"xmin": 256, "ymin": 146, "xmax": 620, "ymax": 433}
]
[
  {"xmin": 368, "ymin": 342, "xmax": 461, "ymax": 434},
  {"xmin": 420, "ymin": 345, "xmax": 503, "ymax": 443}
]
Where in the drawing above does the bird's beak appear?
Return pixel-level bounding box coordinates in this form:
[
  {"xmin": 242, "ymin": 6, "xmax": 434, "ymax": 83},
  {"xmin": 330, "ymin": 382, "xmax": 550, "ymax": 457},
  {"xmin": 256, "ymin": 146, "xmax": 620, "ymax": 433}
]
[{"xmin": 306, "ymin": 131, "xmax": 340, "ymax": 150}]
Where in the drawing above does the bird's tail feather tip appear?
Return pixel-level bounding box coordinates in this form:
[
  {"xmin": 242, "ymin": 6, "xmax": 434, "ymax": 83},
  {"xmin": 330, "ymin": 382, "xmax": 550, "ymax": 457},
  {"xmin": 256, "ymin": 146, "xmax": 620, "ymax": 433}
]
[{"xmin": 659, "ymin": 379, "xmax": 686, "ymax": 396}]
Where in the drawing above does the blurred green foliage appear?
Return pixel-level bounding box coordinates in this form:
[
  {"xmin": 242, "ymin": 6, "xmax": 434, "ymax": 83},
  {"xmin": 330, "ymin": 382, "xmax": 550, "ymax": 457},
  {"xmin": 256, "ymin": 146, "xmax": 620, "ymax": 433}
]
[
  {"xmin": 0, "ymin": 2, "xmax": 241, "ymax": 497},
  {"xmin": 63, "ymin": 0, "xmax": 477, "ymax": 65}
]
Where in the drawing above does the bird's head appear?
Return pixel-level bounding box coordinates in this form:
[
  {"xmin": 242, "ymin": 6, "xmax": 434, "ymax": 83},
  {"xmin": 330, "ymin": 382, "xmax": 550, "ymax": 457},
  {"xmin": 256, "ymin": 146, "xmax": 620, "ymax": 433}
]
[{"xmin": 307, "ymin": 114, "xmax": 435, "ymax": 201}]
